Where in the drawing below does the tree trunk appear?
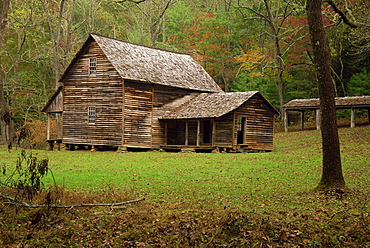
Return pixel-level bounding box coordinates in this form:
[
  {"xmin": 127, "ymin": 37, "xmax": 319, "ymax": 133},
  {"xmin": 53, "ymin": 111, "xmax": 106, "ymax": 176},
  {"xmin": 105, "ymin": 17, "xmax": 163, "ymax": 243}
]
[
  {"xmin": 41, "ymin": 0, "xmax": 66, "ymax": 89},
  {"xmin": 306, "ymin": 0, "xmax": 346, "ymax": 190},
  {"xmin": 263, "ymin": 0, "xmax": 285, "ymax": 118},
  {"xmin": 0, "ymin": 0, "xmax": 15, "ymax": 146}
]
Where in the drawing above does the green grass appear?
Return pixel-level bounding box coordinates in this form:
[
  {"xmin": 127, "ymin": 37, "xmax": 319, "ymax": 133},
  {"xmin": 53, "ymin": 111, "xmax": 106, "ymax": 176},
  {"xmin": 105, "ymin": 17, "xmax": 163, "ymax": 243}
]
[
  {"xmin": 1, "ymin": 126, "xmax": 369, "ymax": 208},
  {"xmin": 1, "ymin": 126, "xmax": 369, "ymax": 247}
]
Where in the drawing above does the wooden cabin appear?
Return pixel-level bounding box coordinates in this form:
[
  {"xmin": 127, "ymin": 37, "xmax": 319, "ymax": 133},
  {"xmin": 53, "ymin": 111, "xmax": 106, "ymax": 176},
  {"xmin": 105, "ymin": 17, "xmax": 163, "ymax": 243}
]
[{"xmin": 42, "ymin": 34, "xmax": 278, "ymax": 152}]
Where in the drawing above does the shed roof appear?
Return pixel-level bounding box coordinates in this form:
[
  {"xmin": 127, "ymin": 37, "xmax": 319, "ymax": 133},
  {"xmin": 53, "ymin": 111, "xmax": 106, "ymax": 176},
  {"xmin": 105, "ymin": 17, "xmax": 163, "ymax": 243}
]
[
  {"xmin": 161, "ymin": 91, "xmax": 278, "ymax": 119},
  {"xmin": 61, "ymin": 34, "xmax": 222, "ymax": 93},
  {"xmin": 41, "ymin": 86, "xmax": 63, "ymax": 112},
  {"xmin": 284, "ymin": 96, "xmax": 370, "ymax": 110}
]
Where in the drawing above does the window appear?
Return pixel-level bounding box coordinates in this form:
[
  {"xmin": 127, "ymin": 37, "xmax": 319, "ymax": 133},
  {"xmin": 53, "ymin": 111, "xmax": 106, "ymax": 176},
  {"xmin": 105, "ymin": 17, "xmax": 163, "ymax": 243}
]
[
  {"xmin": 237, "ymin": 116, "xmax": 245, "ymax": 131},
  {"xmin": 89, "ymin": 58, "xmax": 97, "ymax": 75},
  {"xmin": 88, "ymin": 107, "xmax": 96, "ymax": 123}
]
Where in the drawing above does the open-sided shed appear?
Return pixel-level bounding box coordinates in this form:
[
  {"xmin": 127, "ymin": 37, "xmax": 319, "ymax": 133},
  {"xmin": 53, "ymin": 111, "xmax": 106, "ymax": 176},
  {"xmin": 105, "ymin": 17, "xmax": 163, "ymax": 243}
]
[{"xmin": 283, "ymin": 96, "xmax": 370, "ymax": 131}]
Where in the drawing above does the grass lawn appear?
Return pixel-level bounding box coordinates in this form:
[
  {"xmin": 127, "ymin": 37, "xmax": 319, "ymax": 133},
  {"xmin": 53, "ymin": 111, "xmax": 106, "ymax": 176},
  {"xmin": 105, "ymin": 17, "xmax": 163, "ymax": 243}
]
[{"xmin": 1, "ymin": 125, "xmax": 369, "ymax": 247}]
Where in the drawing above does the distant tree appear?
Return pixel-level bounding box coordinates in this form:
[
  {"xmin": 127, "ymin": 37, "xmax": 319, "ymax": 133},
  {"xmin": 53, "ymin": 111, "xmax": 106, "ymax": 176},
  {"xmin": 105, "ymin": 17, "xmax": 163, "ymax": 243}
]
[
  {"xmin": 347, "ymin": 69, "xmax": 370, "ymax": 96},
  {"xmin": 306, "ymin": 0, "xmax": 352, "ymax": 190},
  {"xmin": 115, "ymin": 0, "xmax": 173, "ymax": 47},
  {"xmin": 237, "ymin": 0, "xmax": 296, "ymax": 116},
  {"xmin": 41, "ymin": 0, "xmax": 80, "ymax": 89}
]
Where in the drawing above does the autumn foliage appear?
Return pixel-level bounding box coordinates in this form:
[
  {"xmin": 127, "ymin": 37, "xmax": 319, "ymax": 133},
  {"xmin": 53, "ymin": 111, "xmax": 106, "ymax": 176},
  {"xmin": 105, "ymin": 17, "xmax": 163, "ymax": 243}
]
[{"xmin": 19, "ymin": 121, "xmax": 51, "ymax": 149}]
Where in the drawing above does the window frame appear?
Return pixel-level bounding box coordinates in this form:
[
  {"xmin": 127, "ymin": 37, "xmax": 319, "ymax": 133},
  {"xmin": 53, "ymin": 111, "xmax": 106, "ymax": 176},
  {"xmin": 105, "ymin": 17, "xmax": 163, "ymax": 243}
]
[
  {"xmin": 89, "ymin": 57, "xmax": 97, "ymax": 75},
  {"xmin": 88, "ymin": 106, "xmax": 96, "ymax": 124}
]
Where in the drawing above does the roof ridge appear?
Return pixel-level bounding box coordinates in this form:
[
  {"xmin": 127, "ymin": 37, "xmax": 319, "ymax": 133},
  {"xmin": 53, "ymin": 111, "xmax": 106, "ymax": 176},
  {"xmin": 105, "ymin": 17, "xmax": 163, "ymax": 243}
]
[{"xmin": 90, "ymin": 33, "xmax": 188, "ymax": 57}]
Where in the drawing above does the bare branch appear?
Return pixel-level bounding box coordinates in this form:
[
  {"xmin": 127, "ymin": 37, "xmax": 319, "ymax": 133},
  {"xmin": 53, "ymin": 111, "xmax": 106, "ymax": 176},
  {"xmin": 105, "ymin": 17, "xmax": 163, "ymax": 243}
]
[
  {"xmin": 115, "ymin": 0, "xmax": 147, "ymax": 4},
  {"xmin": 243, "ymin": 17, "xmax": 265, "ymax": 21},
  {"xmin": 324, "ymin": 0, "xmax": 358, "ymax": 28},
  {"xmin": 151, "ymin": 0, "xmax": 172, "ymax": 30},
  {"xmin": 236, "ymin": 5, "xmax": 271, "ymax": 25}
]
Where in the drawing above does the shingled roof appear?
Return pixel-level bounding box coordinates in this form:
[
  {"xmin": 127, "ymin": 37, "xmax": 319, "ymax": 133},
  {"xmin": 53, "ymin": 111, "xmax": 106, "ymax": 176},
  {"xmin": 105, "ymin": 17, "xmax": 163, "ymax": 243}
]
[
  {"xmin": 284, "ymin": 96, "xmax": 370, "ymax": 110},
  {"xmin": 61, "ymin": 34, "xmax": 222, "ymax": 93},
  {"xmin": 161, "ymin": 91, "xmax": 278, "ymax": 119}
]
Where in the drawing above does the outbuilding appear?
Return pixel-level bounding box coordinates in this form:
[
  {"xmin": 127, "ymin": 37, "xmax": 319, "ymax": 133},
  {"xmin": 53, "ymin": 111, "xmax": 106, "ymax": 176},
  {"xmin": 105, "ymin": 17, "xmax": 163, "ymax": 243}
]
[{"xmin": 283, "ymin": 96, "xmax": 370, "ymax": 131}]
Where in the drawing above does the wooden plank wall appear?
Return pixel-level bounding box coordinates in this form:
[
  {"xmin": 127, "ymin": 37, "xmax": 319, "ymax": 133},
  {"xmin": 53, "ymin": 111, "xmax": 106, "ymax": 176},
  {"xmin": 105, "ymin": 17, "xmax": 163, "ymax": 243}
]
[
  {"xmin": 234, "ymin": 94, "xmax": 275, "ymax": 151},
  {"xmin": 213, "ymin": 114, "xmax": 234, "ymax": 147},
  {"xmin": 188, "ymin": 121, "xmax": 198, "ymax": 145},
  {"xmin": 123, "ymin": 81, "xmax": 153, "ymax": 146},
  {"xmin": 63, "ymin": 41, "xmax": 123, "ymax": 146},
  {"xmin": 46, "ymin": 90, "xmax": 63, "ymax": 113},
  {"xmin": 152, "ymin": 85, "xmax": 195, "ymax": 147}
]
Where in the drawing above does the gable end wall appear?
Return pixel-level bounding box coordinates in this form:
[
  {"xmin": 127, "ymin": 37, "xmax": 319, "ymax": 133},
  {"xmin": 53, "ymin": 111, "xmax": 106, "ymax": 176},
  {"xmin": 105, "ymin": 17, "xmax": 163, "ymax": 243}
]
[
  {"xmin": 234, "ymin": 94, "xmax": 275, "ymax": 151},
  {"xmin": 62, "ymin": 41, "xmax": 123, "ymax": 146}
]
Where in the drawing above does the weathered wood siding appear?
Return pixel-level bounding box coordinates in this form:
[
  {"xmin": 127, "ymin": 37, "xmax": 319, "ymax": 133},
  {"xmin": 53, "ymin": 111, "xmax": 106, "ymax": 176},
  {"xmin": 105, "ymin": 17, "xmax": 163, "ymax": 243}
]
[
  {"xmin": 234, "ymin": 94, "xmax": 275, "ymax": 151},
  {"xmin": 62, "ymin": 41, "xmax": 123, "ymax": 146},
  {"xmin": 45, "ymin": 90, "xmax": 63, "ymax": 113},
  {"xmin": 213, "ymin": 114, "xmax": 234, "ymax": 147},
  {"xmin": 152, "ymin": 85, "xmax": 196, "ymax": 147},
  {"xmin": 123, "ymin": 81, "xmax": 153, "ymax": 146}
]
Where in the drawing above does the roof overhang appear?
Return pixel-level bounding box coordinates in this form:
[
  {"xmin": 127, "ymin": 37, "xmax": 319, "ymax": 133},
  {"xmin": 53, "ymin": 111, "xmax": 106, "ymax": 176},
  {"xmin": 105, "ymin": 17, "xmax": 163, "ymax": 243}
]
[{"xmin": 283, "ymin": 96, "xmax": 370, "ymax": 111}]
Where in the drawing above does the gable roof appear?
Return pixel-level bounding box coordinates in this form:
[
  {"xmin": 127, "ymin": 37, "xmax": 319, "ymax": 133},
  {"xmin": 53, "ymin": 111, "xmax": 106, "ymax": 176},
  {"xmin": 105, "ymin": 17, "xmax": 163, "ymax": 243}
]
[
  {"xmin": 161, "ymin": 91, "xmax": 278, "ymax": 119},
  {"xmin": 284, "ymin": 96, "xmax": 370, "ymax": 110},
  {"xmin": 61, "ymin": 34, "xmax": 222, "ymax": 93}
]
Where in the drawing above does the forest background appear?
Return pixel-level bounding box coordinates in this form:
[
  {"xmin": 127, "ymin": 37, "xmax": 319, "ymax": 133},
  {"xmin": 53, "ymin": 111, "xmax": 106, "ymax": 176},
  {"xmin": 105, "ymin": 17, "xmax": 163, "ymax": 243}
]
[{"xmin": 0, "ymin": 0, "xmax": 369, "ymax": 148}]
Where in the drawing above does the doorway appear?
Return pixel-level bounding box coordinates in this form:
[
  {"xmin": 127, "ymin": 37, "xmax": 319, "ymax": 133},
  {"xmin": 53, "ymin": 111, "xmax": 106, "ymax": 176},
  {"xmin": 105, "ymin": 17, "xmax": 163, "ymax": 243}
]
[
  {"xmin": 237, "ymin": 116, "xmax": 246, "ymax": 144},
  {"xmin": 202, "ymin": 120, "xmax": 212, "ymax": 144}
]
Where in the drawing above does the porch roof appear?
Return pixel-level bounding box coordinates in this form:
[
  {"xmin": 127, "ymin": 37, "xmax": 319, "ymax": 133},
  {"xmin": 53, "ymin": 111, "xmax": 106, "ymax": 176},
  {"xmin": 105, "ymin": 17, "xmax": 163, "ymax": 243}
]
[
  {"xmin": 41, "ymin": 86, "xmax": 63, "ymax": 113},
  {"xmin": 161, "ymin": 91, "xmax": 277, "ymax": 119},
  {"xmin": 283, "ymin": 96, "xmax": 370, "ymax": 110}
]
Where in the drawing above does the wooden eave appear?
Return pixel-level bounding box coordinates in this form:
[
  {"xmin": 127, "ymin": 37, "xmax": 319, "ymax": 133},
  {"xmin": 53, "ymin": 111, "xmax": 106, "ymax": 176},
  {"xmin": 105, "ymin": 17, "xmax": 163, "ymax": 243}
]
[
  {"xmin": 161, "ymin": 91, "xmax": 278, "ymax": 120},
  {"xmin": 283, "ymin": 96, "xmax": 370, "ymax": 111},
  {"xmin": 59, "ymin": 36, "xmax": 94, "ymax": 83},
  {"xmin": 41, "ymin": 86, "xmax": 63, "ymax": 113}
]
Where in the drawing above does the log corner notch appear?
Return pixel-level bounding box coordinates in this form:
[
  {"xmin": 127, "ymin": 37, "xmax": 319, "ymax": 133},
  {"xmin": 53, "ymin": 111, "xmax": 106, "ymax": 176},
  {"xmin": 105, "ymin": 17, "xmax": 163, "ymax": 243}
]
[{"xmin": 324, "ymin": 0, "xmax": 358, "ymax": 28}]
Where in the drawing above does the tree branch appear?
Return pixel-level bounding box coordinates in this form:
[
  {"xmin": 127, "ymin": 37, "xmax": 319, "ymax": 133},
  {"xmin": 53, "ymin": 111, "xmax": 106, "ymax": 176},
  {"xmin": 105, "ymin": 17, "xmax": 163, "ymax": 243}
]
[
  {"xmin": 115, "ymin": 0, "xmax": 146, "ymax": 4},
  {"xmin": 0, "ymin": 193, "xmax": 145, "ymax": 209},
  {"xmin": 324, "ymin": 0, "xmax": 358, "ymax": 28},
  {"xmin": 237, "ymin": 5, "xmax": 271, "ymax": 25}
]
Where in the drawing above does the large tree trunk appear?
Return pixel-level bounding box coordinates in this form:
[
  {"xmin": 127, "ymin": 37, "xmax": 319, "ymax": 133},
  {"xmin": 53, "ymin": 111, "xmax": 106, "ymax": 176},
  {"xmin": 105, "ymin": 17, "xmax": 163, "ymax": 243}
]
[
  {"xmin": 306, "ymin": 0, "xmax": 346, "ymax": 190},
  {"xmin": 0, "ymin": 0, "xmax": 15, "ymax": 146}
]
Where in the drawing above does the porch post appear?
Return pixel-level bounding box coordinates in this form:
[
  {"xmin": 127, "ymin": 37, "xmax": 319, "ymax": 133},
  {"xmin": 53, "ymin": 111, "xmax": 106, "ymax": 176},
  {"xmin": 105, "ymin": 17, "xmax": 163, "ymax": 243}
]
[
  {"xmin": 300, "ymin": 111, "xmax": 305, "ymax": 130},
  {"xmin": 56, "ymin": 113, "xmax": 63, "ymax": 139},
  {"xmin": 212, "ymin": 120, "xmax": 216, "ymax": 146},
  {"xmin": 316, "ymin": 109, "xmax": 321, "ymax": 130},
  {"xmin": 164, "ymin": 121, "xmax": 167, "ymax": 145},
  {"xmin": 283, "ymin": 109, "xmax": 288, "ymax": 132},
  {"xmin": 47, "ymin": 113, "xmax": 51, "ymax": 140},
  {"xmin": 185, "ymin": 120, "xmax": 188, "ymax": 146},
  {"xmin": 350, "ymin": 108, "xmax": 356, "ymax": 128},
  {"xmin": 196, "ymin": 120, "xmax": 200, "ymax": 147}
]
